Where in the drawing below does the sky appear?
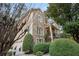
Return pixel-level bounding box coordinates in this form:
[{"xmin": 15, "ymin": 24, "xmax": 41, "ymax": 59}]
[{"xmin": 30, "ymin": 3, "xmax": 48, "ymax": 11}]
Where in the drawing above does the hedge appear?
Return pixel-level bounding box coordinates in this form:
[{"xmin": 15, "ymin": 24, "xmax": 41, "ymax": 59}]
[
  {"xmin": 49, "ymin": 39, "xmax": 79, "ymax": 56},
  {"xmin": 33, "ymin": 43, "xmax": 49, "ymax": 55}
]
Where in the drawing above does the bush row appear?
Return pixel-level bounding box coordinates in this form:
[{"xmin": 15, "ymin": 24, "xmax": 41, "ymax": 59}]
[
  {"xmin": 23, "ymin": 33, "xmax": 79, "ymax": 56},
  {"xmin": 33, "ymin": 43, "xmax": 49, "ymax": 55}
]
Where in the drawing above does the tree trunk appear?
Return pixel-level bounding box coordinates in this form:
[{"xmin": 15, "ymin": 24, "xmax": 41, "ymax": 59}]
[
  {"xmin": 75, "ymin": 34, "xmax": 79, "ymax": 43},
  {"xmin": 72, "ymin": 34, "xmax": 79, "ymax": 43}
]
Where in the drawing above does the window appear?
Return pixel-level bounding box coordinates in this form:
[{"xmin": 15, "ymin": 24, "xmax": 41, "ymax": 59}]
[
  {"xmin": 39, "ymin": 39, "xmax": 42, "ymax": 42},
  {"xmin": 14, "ymin": 52, "xmax": 16, "ymax": 55},
  {"xmin": 37, "ymin": 27, "xmax": 42, "ymax": 35},
  {"xmin": 37, "ymin": 27, "xmax": 39, "ymax": 34},
  {"xmin": 28, "ymin": 26, "xmax": 29, "ymax": 32},
  {"xmin": 37, "ymin": 39, "xmax": 43, "ymax": 43},
  {"xmin": 19, "ymin": 47, "xmax": 21, "ymax": 51}
]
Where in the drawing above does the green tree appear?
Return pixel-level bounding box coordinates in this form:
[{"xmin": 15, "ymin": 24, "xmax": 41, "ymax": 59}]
[
  {"xmin": 23, "ymin": 33, "xmax": 33, "ymax": 53},
  {"xmin": 46, "ymin": 3, "xmax": 79, "ymax": 43},
  {"xmin": 64, "ymin": 21, "xmax": 79, "ymax": 42}
]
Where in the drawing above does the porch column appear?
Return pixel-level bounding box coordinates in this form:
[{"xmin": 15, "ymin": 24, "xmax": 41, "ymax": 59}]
[
  {"xmin": 48, "ymin": 18, "xmax": 54, "ymax": 42},
  {"xmin": 49, "ymin": 25, "xmax": 53, "ymax": 42}
]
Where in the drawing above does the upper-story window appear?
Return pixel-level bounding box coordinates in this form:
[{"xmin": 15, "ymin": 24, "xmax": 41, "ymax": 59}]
[
  {"xmin": 37, "ymin": 27, "xmax": 42, "ymax": 35},
  {"xmin": 35, "ymin": 14, "xmax": 43, "ymax": 22},
  {"xmin": 38, "ymin": 15, "xmax": 43, "ymax": 22}
]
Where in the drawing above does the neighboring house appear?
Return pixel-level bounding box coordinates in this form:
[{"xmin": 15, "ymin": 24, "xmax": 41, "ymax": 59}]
[{"xmin": 8, "ymin": 9, "xmax": 62, "ymax": 56}]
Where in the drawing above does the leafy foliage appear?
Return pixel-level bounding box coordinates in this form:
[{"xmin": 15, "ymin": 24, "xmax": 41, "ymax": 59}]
[
  {"xmin": 60, "ymin": 32, "xmax": 71, "ymax": 38},
  {"xmin": 33, "ymin": 43, "xmax": 49, "ymax": 55},
  {"xmin": 49, "ymin": 39, "xmax": 79, "ymax": 56},
  {"xmin": 64, "ymin": 21, "xmax": 79, "ymax": 33},
  {"xmin": 46, "ymin": 3, "xmax": 79, "ymax": 43},
  {"xmin": 47, "ymin": 4, "xmax": 79, "ymax": 24},
  {"xmin": 64, "ymin": 21, "xmax": 79, "ymax": 42},
  {"xmin": 23, "ymin": 33, "xmax": 33, "ymax": 53},
  {"xmin": 35, "ymin": 51, "xmax": 44, "ymax": 56}
]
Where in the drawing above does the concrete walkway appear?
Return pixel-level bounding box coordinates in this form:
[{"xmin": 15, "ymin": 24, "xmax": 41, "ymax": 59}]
[
  {"xmin": 12, "ymin": 51, "xmax": 49, "ymax": 56},
  {"xmin": 16, "ymin": 53, "xmax": 49, "ymax": 56}
]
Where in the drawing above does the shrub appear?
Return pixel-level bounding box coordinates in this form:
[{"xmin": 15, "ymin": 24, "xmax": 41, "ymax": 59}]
[
  {"xmin": 22, "ymin": 33, "xmax": 33, "ymax": 53},
  {"xmin": 49, "ymin": 39, "xmax": 79, "ymax": 56},
  {"xmin": 33, "ymin": 43, "xmax": 49, "ymax": 55},
  {"xmin": 7, "ymin": 51, "xmax": 12, "ymax": 56},
  {"xmin": 35, "ymin": 51, "xmax": 44, "ymax": 56},
  {"xmin": 60, "ymin": 32, "xmax": 71, "ymax": 38}
]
